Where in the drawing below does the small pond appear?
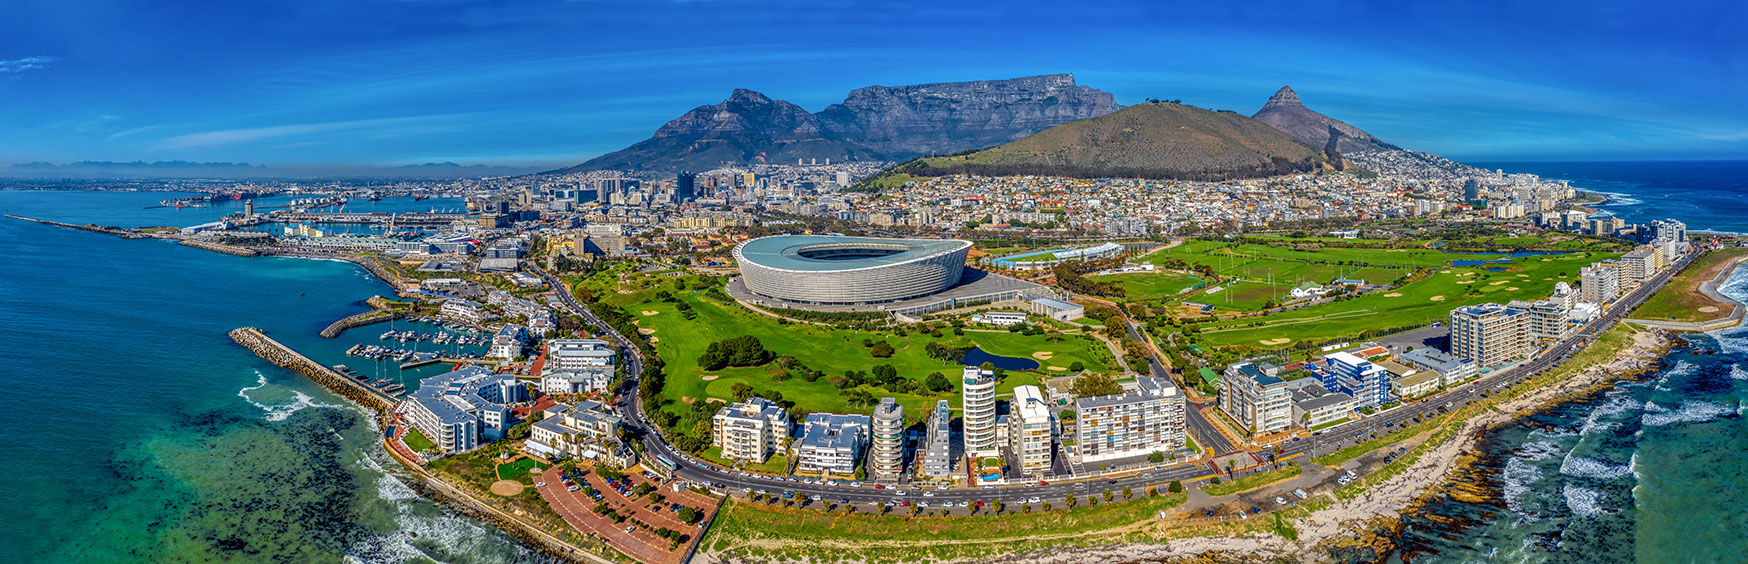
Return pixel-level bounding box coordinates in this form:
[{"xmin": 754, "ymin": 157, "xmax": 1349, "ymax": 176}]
[{"xmin": 960, "ymin": 347, "xmax": 1040, "ymax": 371}]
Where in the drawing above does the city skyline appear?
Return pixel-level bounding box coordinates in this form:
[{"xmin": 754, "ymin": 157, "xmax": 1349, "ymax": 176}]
[{"xmin": 1, "ymin": 0, "xmax": 1744, "ymax": 173}]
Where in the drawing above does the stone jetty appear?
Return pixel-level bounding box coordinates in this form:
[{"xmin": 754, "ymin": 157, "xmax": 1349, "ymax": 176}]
[{"xmin": 228, "ymin": 327, "xmax": 395, "ymax": 415}]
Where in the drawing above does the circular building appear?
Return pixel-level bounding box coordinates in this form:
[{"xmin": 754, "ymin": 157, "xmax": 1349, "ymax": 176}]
[{"xmin": 733, "ymin": 235, "xmax": 972, "ymax": 305}]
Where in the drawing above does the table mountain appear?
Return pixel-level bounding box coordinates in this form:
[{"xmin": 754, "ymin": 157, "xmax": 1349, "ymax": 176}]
[
  {"xmin": 550, "ymin": 74, "xmax": 1119, "ymax": 174},
  {"xmin": 1251, "ymin": 86, "xmax": 1396, "ymax": 154},
  {"xmin": 884, "ymin": 101, "xmax": 1333, "ymax": 181}
]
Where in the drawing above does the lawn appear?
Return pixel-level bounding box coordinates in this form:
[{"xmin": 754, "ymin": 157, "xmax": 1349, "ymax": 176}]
[
  {"xmin": 496, "ymin": 457, "xmax": 547, "ymax": 481},
  {"xmin": 1192, "ymin": 250, "xmax": 1609, "ymax": 348},
  {"xmin": 1633, "ymin": 248, "xmax": 1748, "ymax": 322},
  {"xmin": 403, "ymin": 427, "xmax": 438, "ymax": 453},
  {"xmin": 634, "ymin": 290, "xmax": 1113, "ymax": 418},
  {"xmin": 1201, "ymin": 464, "xmax": 1302, "ymax": 496},
  {"xmin": 1101, "ymin": 271, "xmax": 1204, "ymax": 300},
  {"xmin": 702, "ymin": 446, "xmax": 791, "ymax": 475}
]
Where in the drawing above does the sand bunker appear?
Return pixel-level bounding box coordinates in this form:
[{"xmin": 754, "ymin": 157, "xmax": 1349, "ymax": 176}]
[
  {"xmin": 1031, "ymin": 351, "xmax": 1056, "ymax": 360},
  {"xmin": 1457, "ymin": 280, "xmax": 1476, "ymax": 284},
  {"xmin": 1490, "ymin": 281, "xmax": 1509, "ymax": 286},
  {"xmin": 1049, "ymin": 366, "xmax": 1068, "ymax": 371},
  {"xmin": 1259, "ymin": 338, "xmax": 1292, "ymax": 346},
  {"xmin": 648, "ymin": 337, "xmax": 660, "ymax": 343},
  {"xmin": 1517, "ymin": 274, "xmax": 1530, "ymax": 278},
  {"xmin": 1440, "ymin": 270, "xmax": 1452, "ymax": 274},
  {"xmin": 638, "ymin": 328, "xmax": 656, "ymax": 335},
  {"xmin": 701, "ymin": 375, "xmax": 718, "ymax": 381},
  {"xmin": 490, "ymin": 480, "xmax": 525, "ymax": 496},
  {"xmin": 1507, "ymin": 287, "xmax": 1521, "ymax": 291},
  {"xmin": 1383, "ymin": 292, "xmax": 1403, "ymax": 297},
  {"xmin": 641, "ymin": 310, "xmax": 660, "ymax": 316},
  {"xmin": 1429, "ymin": 295, "xmax": 1446, "ymax": 302}
]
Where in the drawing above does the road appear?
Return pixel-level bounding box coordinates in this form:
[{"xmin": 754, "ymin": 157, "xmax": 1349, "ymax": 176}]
[{"xmin": 523, "ymin": 246, "xmax": 1696, "ymax": 511}]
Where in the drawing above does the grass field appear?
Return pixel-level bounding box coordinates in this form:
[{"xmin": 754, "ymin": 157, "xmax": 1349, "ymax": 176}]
[
  {"xmin": 403, "ymin": 427, "xmax": 437, "ymax": 453},
  {"xmin": 496, "ymin": 457, "xmax": 547, "ymax": 480},
  {"xmin": 1633, "ymin": 248, "xmax": 1748, "ymax": 322},
  {"xmin": 1193, "ymin": 250, "xmax": 1610, "ymax": 348},
  {"xmin": 1101, "ymin": 271, "xmax": 1204, "ymax": 300},
  {"xmin": 1134, "ymin": 240, "xmax": 1432, "ymax": 311},
  {"xmin": 1201, "ymin": 464, "xmax": 1302, "ymax": 496},
  {"xmin": 633, "ymin": 290, "xmax": 1113, "ymax": 418}
]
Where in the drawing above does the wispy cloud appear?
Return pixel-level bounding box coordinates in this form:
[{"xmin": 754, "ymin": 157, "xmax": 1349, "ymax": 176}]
[
  {"xmin": 153, "ymin": 115, "xmax": 466, "ymax": 150},
  {"xmin": 0, "ymin": 56, "xmax": 58, "ymax": 74}
]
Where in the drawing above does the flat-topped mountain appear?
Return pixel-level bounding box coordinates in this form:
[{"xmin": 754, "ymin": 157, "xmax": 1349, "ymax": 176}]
[
  {"xmin": 883, "ymin": 101, "xmax": 1334, "ymax": 181},
  {"xmin": 1251, "ymin": 86, "xmax": 1396, "ymax": 154},
  {"xmin": 549, "ymin": 74, "xmax": 1120, "ymax": 174}
]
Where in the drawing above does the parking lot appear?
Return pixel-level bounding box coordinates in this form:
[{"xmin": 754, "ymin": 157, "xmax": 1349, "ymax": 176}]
[{"xmin": 536, "ymin": 463, "xmax": 718, "ymax": 564}]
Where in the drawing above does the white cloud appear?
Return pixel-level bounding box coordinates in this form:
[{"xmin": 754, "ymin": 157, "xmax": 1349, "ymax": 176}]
[
  {"xmin": 0, "ymin": 56, "xmax": 58, "ymax": 74},
  {"xmin": 152, "ymin": 115, "xmax": 462, "ymax": 150}
]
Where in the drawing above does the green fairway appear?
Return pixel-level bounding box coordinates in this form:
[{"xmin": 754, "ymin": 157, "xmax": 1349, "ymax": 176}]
[
  {"xmin": 1193, "ymin": 250, "xmax": 1610, "ymax": 348},
  {"xmin": 633, "ymin": 290, "xmax": 1113, "ymax": 418}
]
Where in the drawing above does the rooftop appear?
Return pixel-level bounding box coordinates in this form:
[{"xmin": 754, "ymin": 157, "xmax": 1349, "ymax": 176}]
[{"xmin": 736, "ymin": 235, "xmax": 970, "ymax": 272}]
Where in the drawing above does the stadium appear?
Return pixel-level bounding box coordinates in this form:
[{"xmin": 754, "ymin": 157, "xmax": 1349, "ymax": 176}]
[{"xmin": 733, "ymin": 235, "xmax": 974, "ymax": 305}]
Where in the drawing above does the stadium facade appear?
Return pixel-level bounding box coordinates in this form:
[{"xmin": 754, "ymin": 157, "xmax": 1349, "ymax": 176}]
[{"xmin": 733, "ymin": 235, "xmax": 973, "ymax": 305}]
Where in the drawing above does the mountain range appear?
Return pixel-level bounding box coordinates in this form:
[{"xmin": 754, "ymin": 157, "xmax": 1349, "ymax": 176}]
[{"xmin": 550, "ymin": 74, "xmax": 1121, "ymax": 174}]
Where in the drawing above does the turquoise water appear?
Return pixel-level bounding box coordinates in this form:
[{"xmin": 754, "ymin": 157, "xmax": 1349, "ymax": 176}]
[
  {"xmin": 0, "ymin": 191, "xmax": 546, "ymax": 563},
  {"xmin": 1388, "ymin": 266, "xmax": 1748, "ymax": 563}
]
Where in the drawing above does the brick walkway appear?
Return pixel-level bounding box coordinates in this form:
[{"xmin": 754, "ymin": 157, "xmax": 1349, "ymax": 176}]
[{"xmin": 536, "ymin": 464, "xmax": 717, "ymax": 564}]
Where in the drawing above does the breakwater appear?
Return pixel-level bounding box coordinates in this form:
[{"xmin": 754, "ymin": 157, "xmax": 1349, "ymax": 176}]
[
  {"xmin": 178, "ymin": 239, "xmax": 260, "ymax": 257},
  {"xmin": 320, "ymin": 309, "xmax": 404, "ymax": 338},
  {"xmin": 5, "ymin": 213, "xmax": 133, "ymax": 236},
  {"xmin": 228, "ymin": 327, "xmax": 395, "ymax": 415}
]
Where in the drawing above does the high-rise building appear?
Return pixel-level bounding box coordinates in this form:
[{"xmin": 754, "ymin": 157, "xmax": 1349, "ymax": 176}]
[
  {"xmin": 1007, "ymin": 386, "xmax": 1055, "ymax": 476},
  {"xmin": 1220, "ymin": 363, "xmax": 1291, "ymax": 435},
  {"xmin": 961, "ymin": 366, "xmax": 999, "ymax": 457},
  {"xmin": 921, "ymin": 400, "xmax": 954, "ymax": 478},
  {"xmin": 1449, "ymin": 303, "xmax": 1532, "ymax": 370},
  {"xmin": 1509, "ymin": 299, "xmax": 1574, "ymax": 344},
  {"xmin": 1324, "ymin": 351, "xmax": 1390, "ymax": 408},
  {"xmin": 1462, "ymin": 179, "xmax": 1481, "ymax": 203},
  {"xmin": 870, "ymin": 398, "xmax": 904, "ymax": 480},
  {"xmin": 1073, "ymin": 376, "xmax": 1185, "ymax": 463},
  {"xmin": 1580, "ymin": 263, "xmax": 1621, "ymax": 305},
  {"xmin": 1621, "ymin": 246, "xmax": 1657, "ymax": 284},
  {"xmin": 835, "ymin": 171, "xmax": 852, "ymax": 187},
  {"xmin": 1651, "ymin": 218, "xmax": 1687, "ymax": 244},
  {"xmin": 676, "ymin": 171, "xmax": 697, "ymax": 202}
]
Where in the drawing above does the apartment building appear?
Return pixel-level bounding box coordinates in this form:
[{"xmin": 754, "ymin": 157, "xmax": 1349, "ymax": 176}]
[
  {"xmin": 1220, "ymin": 363, "xmax": 1291, "ymax": 435},
  {"xmin": 546, "ymin": 339, "xmax": 615, "ymax": 371},
  {"xmin": 1580, "ymin": 263, "xmax": 1621, "ymax": 305},
  {"xmin": 795, "ymin": 413, "xmax": 871, "ymax": 475},
  {"xmin": 1449, "ymin": 303, "xmax": 1532, "ymax": 370},
  {"xmin": 1287, "ymin": 379, "xmax": 1353, "ymax": 428},
  {"xmin": 400, "ymin": 366, "xmax": 529, "ymax": 454},
  {"xmin": 1008, "ymin": 386, "xmax": 1055, "ymax": 476},
  {"xmin": 870, "ymin": 398, "xmax": 905, "ymax": 480},
  {"xmin": 524, "ymin": 400, "xmax": 636, "ymax": 467},
  {"xmin": 921, "ymin": 400, "xmax": 955, "ymax": 478},
  {"xmin": 1401, "ymin": 348, "xmax": 1480, "ymax": 387},
  {"xmin": 1073, "ymin": 376, "xmax": 1186, "ymax": 463},
  {"xmin": 711, "ymin": 397, "xmax": 791, "ymax": 463},
  {"xmin": 1323, "ymin": 351, "xmax": 1390, "ymax": 408},
  {"xmin": 961, "ymin": 366, "xmax": 1000, "ymax": 457}
]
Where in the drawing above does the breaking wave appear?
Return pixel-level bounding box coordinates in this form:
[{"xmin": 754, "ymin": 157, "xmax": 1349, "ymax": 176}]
[
  {"xmin": 1560, "ymin": 455, "xmax": 1634, "ymax": 480},
  {"xmin": 1563, "ymin": 485, "xmax": 1614, "ymax": 517},
  {"xmin": 237, "ymin": 371, "xmax": 348, "ymax": 422},
  {"xmin": 1641, "ymin": 400, "xmax": 1738, "ymax": 427}
]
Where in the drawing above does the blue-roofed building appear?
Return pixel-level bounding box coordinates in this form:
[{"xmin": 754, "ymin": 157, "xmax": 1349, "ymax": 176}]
[
  {"xmin": 1323, "ymin": 351, "xmax": 1391, "ymax": 408},
  {"xmin": 1219, "ymin": 362, "xmax": 1292, "ymax": 435},
  {"xmin": 399, "ymin": 366, "xmax": 530, "ymax": 454}
]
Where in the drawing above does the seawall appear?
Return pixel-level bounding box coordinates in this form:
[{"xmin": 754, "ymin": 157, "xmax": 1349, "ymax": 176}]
[
  {"xmin": 228, "ymin": 327, "xmax": 395, "ymax": 415},
  {"xmin": 179, "ymin": 239, "xmax": 260, "ymax": 257},
  {"xmin": 320, "ymin": 309, "xmax": 405, "ymax": 338}
]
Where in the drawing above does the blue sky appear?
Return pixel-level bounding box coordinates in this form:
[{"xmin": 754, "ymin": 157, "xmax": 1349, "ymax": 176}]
[{"xmin": 1, "ymin": 0, "xmax": 1743, "ymax": 172}]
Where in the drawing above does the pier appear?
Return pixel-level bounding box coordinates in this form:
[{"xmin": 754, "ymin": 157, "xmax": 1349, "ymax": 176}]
[
  {"xmin": 319, "ymin": 309, "xmax": 405, "ymax": 338},
  {"xmin": 229, "ymin": 327, "xmax": 396, "ymax": 415}
]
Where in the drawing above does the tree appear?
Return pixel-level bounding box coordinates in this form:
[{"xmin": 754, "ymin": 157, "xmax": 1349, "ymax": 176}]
[
  {"xmin": 1147, "ymin": 452, "xmax": 1165, "ymax": 463},
  {"xmin": 1123, "ymin": 486, "xmax": 1133, "ymax": 499},
  {"xmin": 1168, "ymin": 480, "xmax": 1183, "ymax": 493},
  {"xmin": 677, "ymin": 507, "xmax": 698, "ymax": 523},
  {"xmin": 1102, "ymin": 489, "xmax": 1113, "ymax": 502},
  {"xmin": 870, "ymin": 341, "xmax": 895, "ymax": 358},
  {"xmin": 730, "ymin": 382, "xmax": 756, "ymax": 402},
  {"xmin": 1065, "ymin": 493, "xmax": 1076, "ymax": 507},
  {"xmin": 924, "ymin": 372, "xmax": 954, "ymax": 393},
  {"xmin": 698, "ymin": 335, "xmax": 773, "ymax": 370},
  {"xmin": 1068, "ymin": 361, "xmax": 1085, "ymax": 372},
  {"xmin": 1070, "ymin": 372, "xmax": 1122, "ymax": 397},
  {"xmin": 992, "ymin": 500, "xmax": 1004, "ymax": 514}
]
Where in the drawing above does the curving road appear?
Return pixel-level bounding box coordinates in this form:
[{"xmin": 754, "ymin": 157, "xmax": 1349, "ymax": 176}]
[{"xmin": 524, "ymin": 246, "xmax": 1697, "ymax": 511}]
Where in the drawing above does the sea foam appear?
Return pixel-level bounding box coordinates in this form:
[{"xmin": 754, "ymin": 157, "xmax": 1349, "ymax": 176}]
[{"xmin": 1641, "ymin": 400, "xmax": 1736, "ymax": 427}]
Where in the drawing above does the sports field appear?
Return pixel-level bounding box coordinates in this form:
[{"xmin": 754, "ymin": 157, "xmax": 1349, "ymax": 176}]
[
  {"xmin": 632, "ymin": 290, "xmax": 1113, "ymax": 417},
  {"xmin": 1193, "ymin": 250, "xmax": 1610, "ymax": 348},
  {"xmin": 1100, "ymin": 270, "xmax": 1204, "ymax": 300},
  {"xmin": 1135, "ymin": 240, "xmax": 1426, "ymax": 310}
]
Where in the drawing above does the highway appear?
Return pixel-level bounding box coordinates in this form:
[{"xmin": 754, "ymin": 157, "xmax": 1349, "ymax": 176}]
[{"xmin": 523, "ymin": 246, "xmax": 1698, "ymax": 511}]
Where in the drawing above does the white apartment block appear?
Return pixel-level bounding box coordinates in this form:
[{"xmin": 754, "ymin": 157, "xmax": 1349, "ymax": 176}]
[
  {"xmin": 1073, "ymin": 376, "xmax": 1185, "ymax": 463},
  {"xmin": 1220, "ymin": 363, "xmax": 1291, "ymax": 435},
  {"xmin": 961, "ymin": 366, "xmax": 1000, "ymax": 457},
  {"xmin": 1449, "ymin": 303, "xmax": 1532, "ymax": 370},
  {"xmin": 712, "ymin": 397, "xmax": 791, "ymax": 463},
  {"xmin": 1007, "ymin": 386, "xmax": 1055, "ymax": 476}
]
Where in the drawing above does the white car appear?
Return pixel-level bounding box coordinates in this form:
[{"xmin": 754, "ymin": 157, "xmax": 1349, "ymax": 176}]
[
  {"xmin": 850, "ymin": 482, "xmax": 861, "ymax": 487},
  {"xmin": 535, "ymin": 482, "xmax": 547, "ymax": 488},
  {"xmin": 923, "ymin": 492, "xmax": 935, "ymax": 497},
  {"xmin": 1028, "ymin": 496, "xmax": 1041, "ymax": 504},
  {"xmin": 918, "ymin": 501, "xmax": 930, "ymax": 508},
  {"xmin": 1275, "ymin": 497, "xmax": 1288, "ymax": 505}
]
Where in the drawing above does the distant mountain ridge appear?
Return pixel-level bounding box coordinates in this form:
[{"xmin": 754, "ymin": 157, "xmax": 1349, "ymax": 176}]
[
  {"xmin": 876, "ymin": 101, "xmax": 1335, "ymax": 182},
  {"xmin": 550, "ymin": 74, "xmax": 1120, "ymax": 174}
]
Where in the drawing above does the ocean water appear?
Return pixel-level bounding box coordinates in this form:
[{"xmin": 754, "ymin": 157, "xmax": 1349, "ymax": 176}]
[
  {"xmin": 1474, "ymin": 160, "xmax": 1748, "ymax": 234},
  {"xmin": 1387, "ymin": 264, "xmax": 1748, "ymax": 563},
  {"xmin": 0, "ymin": 190, "xmax": 547, "ymax": 563}
]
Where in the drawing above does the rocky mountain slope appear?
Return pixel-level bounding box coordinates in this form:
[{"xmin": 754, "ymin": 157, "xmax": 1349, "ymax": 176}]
[
  {"xmin": 1251, "ymin": 86, "xmax": 1396, "ymax": 155},
  {"xmin": 883, "ymin": 101, "xmax": 1333, "ymax": 181},
  {"xmin": 550, "ymin": 74, "xmax": 1119, "ymax": 174}
]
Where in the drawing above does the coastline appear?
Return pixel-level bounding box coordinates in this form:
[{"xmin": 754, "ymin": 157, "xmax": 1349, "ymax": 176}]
[{"xmin": 868, "ymin": 326, "xmax": 1673, "ymax": 564}]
